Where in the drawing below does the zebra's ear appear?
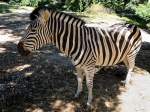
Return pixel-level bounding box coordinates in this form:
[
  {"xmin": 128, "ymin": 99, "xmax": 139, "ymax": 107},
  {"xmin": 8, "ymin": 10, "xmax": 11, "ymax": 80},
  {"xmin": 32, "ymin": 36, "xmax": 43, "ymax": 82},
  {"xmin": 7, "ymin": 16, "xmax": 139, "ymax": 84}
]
[{"xmin": 39, "ymin": 10, "xmax": 50, "ymax": 22}]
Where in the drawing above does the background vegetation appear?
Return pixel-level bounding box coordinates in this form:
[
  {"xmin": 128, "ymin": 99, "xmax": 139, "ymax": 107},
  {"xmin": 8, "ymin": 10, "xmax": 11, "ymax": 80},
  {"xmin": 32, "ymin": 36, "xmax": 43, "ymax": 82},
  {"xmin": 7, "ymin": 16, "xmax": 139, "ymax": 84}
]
[{"xmin": 0, "ymin": 0, "xmax": 150, "ymax": 29}]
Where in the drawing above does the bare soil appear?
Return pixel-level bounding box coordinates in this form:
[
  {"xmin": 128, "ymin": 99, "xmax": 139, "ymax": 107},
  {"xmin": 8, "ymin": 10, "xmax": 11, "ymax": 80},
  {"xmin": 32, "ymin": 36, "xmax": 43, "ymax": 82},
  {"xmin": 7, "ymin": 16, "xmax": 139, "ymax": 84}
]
[{"xmin": 0, "ymin": 10, "xmax": 150, "ymax": 112}]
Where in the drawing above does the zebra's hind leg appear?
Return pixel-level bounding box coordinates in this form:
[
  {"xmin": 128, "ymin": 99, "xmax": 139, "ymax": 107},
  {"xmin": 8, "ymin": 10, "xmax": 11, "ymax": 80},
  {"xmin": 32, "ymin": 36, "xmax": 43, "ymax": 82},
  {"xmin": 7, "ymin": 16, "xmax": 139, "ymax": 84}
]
[
  {"xmin": 122, "ymin": 55, "xmax": 136, "ymax": 86},
  {"xmin": 74, "ymin": 68, "xmax": 84, "ymax": 98}
]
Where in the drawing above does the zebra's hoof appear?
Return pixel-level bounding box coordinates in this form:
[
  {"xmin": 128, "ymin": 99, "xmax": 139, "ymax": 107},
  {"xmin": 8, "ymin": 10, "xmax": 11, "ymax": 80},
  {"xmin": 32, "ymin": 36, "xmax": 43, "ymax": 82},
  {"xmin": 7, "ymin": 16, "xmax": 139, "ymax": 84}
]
[
  {"xmin": 87, "ymin": 102, "xmax": 91, "ymax": 107},
  {"xmin": 121, "ymin": 80, "xmax": 131, "ymax": 89},
  {"xmin": 73, "ymin": 91, "xmax": 84, "ymax": 100},
  {"xmin": 84, "ymin": 103, "xmax": 93, "ymax": 112}
]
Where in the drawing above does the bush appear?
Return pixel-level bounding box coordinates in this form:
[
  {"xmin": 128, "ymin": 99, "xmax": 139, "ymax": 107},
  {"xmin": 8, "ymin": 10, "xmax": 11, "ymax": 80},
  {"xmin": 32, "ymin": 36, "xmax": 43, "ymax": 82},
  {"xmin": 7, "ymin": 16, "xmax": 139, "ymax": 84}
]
[
  {"xmin": 9, "ymin": 0, "xmax": 41, "ymax": 6},
  {"xmin": 9, "ymin": 0, "xmax": 20, "ymax": 5},
  {"xmin": 101, "ymin": 0, "xmax": 125, "ymax": 12},
  {"xmin": 38, "ymin": 0, "xmax": 65, "ymax": 10},
  {"xmin": 64, "ymin": 0, "xmax": 89, "ymax": 12},
  {"xmin": 64, "ymin": 0, "xmax": 126, "ymax": 12},
  {"xmin": 135, "ymin": 4, "xmax": 150, "ymax": 22},
  {"xmin": 0, "ymin": 3, "xmax": 10, "ymax": 13},
  {"xmin": 123, "ymin": 2, "xmax": 150, "ymax": 29}
]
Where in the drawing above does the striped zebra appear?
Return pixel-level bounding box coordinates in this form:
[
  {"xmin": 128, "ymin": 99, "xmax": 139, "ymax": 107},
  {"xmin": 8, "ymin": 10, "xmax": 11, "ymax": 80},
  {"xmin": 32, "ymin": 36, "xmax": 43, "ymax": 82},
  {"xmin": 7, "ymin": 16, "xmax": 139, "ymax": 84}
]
[{"xmin": 17, "ymin": 6, "xmax": 142, "ymax": 106}]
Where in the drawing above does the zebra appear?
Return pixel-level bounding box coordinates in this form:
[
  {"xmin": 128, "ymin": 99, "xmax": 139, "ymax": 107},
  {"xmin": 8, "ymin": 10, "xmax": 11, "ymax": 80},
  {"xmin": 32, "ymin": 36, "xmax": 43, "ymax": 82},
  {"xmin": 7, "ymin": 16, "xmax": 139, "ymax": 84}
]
[{"xmin": 17, "ymin": 6, "xmax": 142, "ymax": 106}]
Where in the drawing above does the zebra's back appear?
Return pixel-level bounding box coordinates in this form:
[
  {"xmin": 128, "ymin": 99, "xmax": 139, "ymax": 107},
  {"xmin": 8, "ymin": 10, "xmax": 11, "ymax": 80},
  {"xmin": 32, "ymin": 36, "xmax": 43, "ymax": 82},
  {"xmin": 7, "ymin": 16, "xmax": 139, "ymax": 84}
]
[{"xmin": 87, "ymin": 24, "xmax": 142, "ymax": 66}]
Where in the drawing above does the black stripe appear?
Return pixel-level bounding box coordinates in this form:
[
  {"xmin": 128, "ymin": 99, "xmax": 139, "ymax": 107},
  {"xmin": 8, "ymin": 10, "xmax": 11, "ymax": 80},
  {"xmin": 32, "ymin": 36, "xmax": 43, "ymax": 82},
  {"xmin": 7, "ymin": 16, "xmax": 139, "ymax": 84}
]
[
  {"xmin": 85, "ymin": 57, "xmax": 95, "ymax": 67},
  {"xmin": 102, "ymin": 29, "xmax": 112, "ymax": 65},
  {"xmin": 108, "ymin": 30, "xmax": 115, "ymax": 43},
  {"xmin": 68, "ymin": 20, "xmax": 74, "ymax": 55},
  {"xmin": 113, "ymin": 26, "xmax": 122, "ymax": 42},
  {"xmin": 76, "ymin": 27, "xmax": 88, "ymax": 66},
  {"xmin": 87, "ymin": 28, "xmax": 93, "ymax": 58},
  {"xmin": 53, "ymin": 12, "xmax": 58, "ymax": 44},
  {"xmin": 57, "ymin": 14, "xmax": 65, "ymax": 49},
  {"xmin": 128, "ymin": 44, "xmax": 141, "ymax": 55},
  {"xmin": 93, "ymin": 28, "xmax": 100, "ymax": 55},
  {"xmin": 74, "ymin": 28, "xmax": 83, "ymax": 61},
  {"xmin": 70, "ymin": 20, "xmax": 80, "ymax": 55},
  {"xmin": 131, "ymin": 31, "xmax": 141, "ymax": 49},
  {"xmin": 81, "ymin": 50, "xmax": 91, "ymax": 66},
  {"xmin": 111, "ymin": 36, "xmax": 119, "ymax": 64},
  {"xmin": 100, "ymin": 29, "xmax": 106, "ymax": 65},
  {"xmin": 120, "ymin": 26, "xmax": 137, "ymax": 60},
  {"xmin": 102, "ymin": 29, "xmax": 111, "ymax": 64},
  {"xmin": 119, "ymin": 30, "xmax": 126, "ymax": 50},
  {"xmin": 56, "ymin": 13, "xmax": 63, "ymax": 48},
  {"xmin": 62, "ymin": 16, "xmax": 70, "ymax": 51},
  {"xmin": 90, "ymin": 28, "xmax": 97, "ymax": 58},
  {"xmin": 49, "ymin": 11, "xmax": 54, "ymax": 44},
  {"xmin": 59, "ymin": 14, "xmax": 67, "ymax": 48}
]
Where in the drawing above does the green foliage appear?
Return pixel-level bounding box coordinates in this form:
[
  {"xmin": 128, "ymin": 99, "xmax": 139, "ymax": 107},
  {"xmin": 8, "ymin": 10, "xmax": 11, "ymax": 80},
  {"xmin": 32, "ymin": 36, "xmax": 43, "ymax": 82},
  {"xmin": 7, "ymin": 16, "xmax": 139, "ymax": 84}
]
[
  {"xmin": 20, "ymin": 0, "xmax": 30, "ymax": 6},
  {"xmin": 101, "ymin": 0, "xmax": 125, "ymax": 11},
  {"xmin": 121, "ymin": 3, "xmax": 150, "ymax": 29},
  {"xmin": 135, "ymin": 4, "xmax": 150, "ymax": 22},
  {"xmin": 7, "ymin": 0, "xmax": 132, "ymax": 12},
  {"xmin": 124, "ymin": 3, "xmax": 150, "ymax": 28},
  {"xmin": 0, "ymin": 3, "xmax": 10, "ymax": 13},
  {"xmin": 64, "ymin": 0, "xmax": 126, "ymax": 12},
  {"xmin": 9, "ymin": 0, "xmax": 20, "ymax": 5},
  {"xmin": 0, "ymin": 2, "xmax": 18, "ymax": 13},
  {"xmin": 9, "ymin": 0, "xmax": 41, "ymax": 6},
  {"xmin": 64, "ymin": 0, "xmax": 89, "ymax": 12},
  {"xmin": 38, "ymin": 0, "xmax": 89, "ymax": 12}
]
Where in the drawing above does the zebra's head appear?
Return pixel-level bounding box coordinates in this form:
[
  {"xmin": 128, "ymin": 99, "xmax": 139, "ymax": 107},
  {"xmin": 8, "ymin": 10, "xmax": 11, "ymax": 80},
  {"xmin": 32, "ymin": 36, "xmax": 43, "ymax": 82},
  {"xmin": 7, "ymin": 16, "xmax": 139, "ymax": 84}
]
[{"xmin": 18, "ymin": 7, "xmax": 52, "ymax": 56}]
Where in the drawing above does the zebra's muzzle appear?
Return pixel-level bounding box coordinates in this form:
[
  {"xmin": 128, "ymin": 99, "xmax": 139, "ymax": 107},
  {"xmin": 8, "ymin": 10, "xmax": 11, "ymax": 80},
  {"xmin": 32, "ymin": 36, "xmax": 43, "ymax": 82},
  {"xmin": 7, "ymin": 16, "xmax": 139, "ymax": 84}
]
[{"xmin": 17, "ymin": 41, "xmax": 31, "ymax": 56}]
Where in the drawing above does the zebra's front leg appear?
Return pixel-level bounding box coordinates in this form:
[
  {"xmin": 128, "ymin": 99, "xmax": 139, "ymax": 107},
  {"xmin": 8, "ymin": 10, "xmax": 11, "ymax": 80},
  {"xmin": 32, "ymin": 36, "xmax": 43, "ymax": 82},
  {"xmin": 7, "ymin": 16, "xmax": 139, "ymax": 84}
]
[
  {"xmin": 85, "ymin": 71, "xmax": 95, "ymax": 106},
  {"xmin": 74, "ymin": 68, "xmax": 84, "ymax": 98},
  {"xmin": 74, "ymin": 74, "xmax": 84, "ymax": 98}
]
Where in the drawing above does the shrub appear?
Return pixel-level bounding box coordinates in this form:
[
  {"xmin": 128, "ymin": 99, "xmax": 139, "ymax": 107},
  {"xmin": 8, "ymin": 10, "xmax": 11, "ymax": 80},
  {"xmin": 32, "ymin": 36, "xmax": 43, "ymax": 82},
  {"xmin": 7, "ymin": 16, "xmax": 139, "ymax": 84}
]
[
  {"xmin": 9, "ymin": 0, "xmax": 41, "ymax": 6},
  {"xmin": 101, "ymin": 0, "xmax": 125, "ymax": 12},
  {"xmin": 64, "ymin": 0, "xmax": 89, "ymax": 12},
  {"xmin": 135, "ymin": 4, "xmax": 150, "ymax": 22},
  {"xmin": 0, "ymin": 3, "xmax": 10, "ymax": 13}
]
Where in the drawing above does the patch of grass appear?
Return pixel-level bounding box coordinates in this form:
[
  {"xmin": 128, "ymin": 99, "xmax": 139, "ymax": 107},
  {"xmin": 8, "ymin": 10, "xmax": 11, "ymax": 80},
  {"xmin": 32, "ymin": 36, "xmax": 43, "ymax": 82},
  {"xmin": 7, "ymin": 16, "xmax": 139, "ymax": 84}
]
[{"xmin": 76, "ymin": 4, "xmax": 125, "ymax": 24}]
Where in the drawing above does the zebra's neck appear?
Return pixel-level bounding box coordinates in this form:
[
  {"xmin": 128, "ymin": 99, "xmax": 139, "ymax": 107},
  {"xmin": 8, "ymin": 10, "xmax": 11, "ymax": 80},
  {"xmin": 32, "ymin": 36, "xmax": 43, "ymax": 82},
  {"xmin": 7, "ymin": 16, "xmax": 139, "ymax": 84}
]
[{"xmin": 48, "ymin": 11, "xmax": 84, "ymax": 57}]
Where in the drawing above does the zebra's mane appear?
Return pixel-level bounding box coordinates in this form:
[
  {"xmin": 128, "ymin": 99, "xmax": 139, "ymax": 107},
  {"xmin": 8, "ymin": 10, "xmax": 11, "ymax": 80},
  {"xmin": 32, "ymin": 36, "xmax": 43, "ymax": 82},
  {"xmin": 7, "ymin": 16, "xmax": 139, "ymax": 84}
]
[{"xmin": 30, "ymin": 6, "xmax": 86, "ymax": 25}]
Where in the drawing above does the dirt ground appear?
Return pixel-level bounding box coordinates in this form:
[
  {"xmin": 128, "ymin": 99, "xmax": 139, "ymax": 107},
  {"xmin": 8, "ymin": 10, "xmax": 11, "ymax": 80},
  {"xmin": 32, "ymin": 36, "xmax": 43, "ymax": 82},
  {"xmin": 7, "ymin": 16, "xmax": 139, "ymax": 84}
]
[{"xmin": 0, "ymin": 10, "xmax": 150, "ymax": 112}]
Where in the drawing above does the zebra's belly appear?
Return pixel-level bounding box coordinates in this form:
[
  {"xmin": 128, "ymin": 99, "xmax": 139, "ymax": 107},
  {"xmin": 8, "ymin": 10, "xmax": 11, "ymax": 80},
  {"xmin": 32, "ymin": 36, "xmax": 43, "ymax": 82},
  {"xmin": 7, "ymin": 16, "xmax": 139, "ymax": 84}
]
[
  {"xmin": 95, "ymin": 60, "xmax": 122, "ymax": 67},
  {"xmin": 95, "ymin": 53, "xmax": 124, "ymax": 66}
]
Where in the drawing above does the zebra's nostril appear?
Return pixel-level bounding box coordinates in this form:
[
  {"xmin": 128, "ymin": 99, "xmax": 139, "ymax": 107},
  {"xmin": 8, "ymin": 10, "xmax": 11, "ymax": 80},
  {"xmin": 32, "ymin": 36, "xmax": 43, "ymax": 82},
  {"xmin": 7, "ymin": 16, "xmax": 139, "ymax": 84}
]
[{"xmin": 17, "ymin": 41, "xmax": 31, "ymax": 56}]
